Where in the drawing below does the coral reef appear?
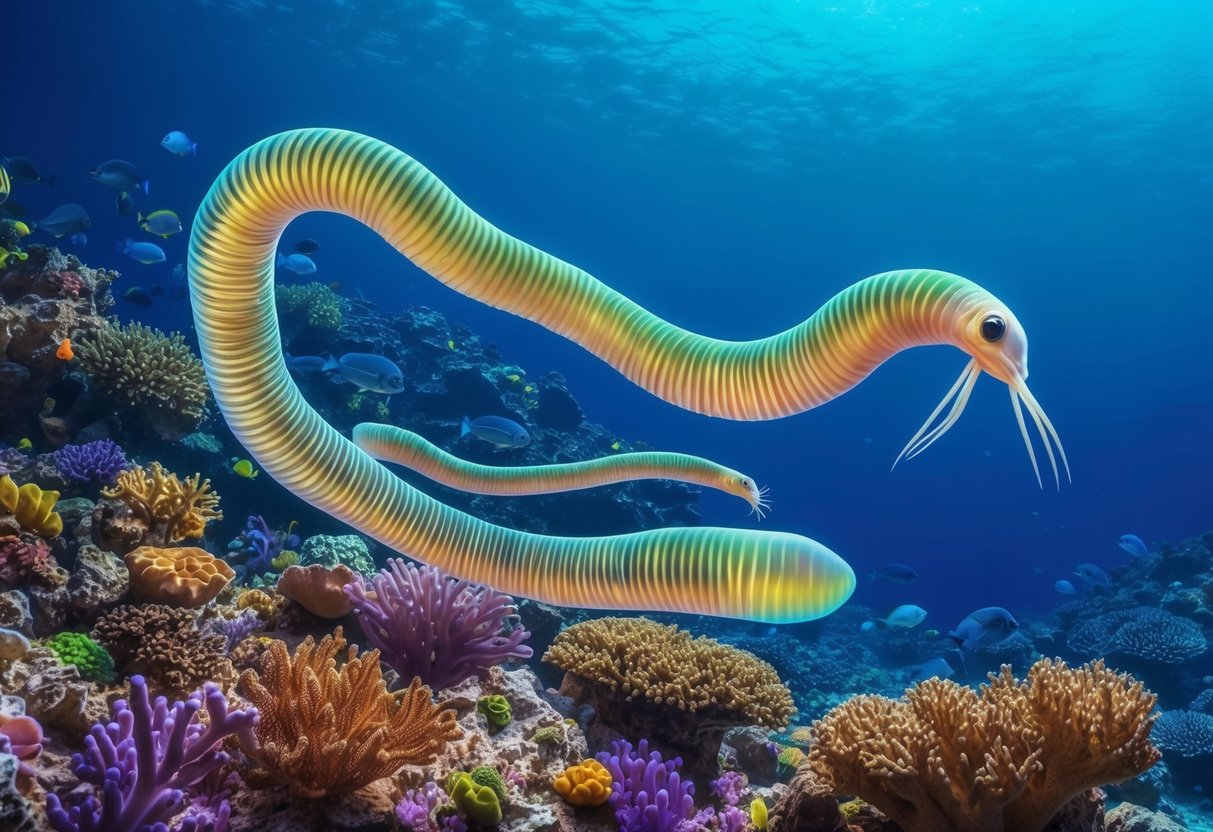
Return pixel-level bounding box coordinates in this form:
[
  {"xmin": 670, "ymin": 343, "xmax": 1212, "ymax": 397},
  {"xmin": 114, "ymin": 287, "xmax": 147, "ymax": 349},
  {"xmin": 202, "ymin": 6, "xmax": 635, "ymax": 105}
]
[
  {"xmin": 45, "ymin": 674, "xmax": 258, "ymax": 832},
  {"xmin": 0, "ymin": 535, "xmax": 63, "ymax": 588},
  {"xmin": 0, "ymin": 247, "xmax": 115, "ymax": 444},
  {"xmin": 1067, "ymin": 607, "xmax": 1207, "ymax": 664},
  {"xmin": 1150, "ymin": 710, "xmax": 1213, "ymax": 758},
  {"xmin": 277, "ymin": 281, "xmax": 349, "ymax": 333},
  {"xmin": 805, "ymin": 658, "xmax": 1160, "ymax": 832},
  {"xmin": 124, "ymin": 544, "xmax": 235, "ymax": 607},
  {"xmin": 276, "ymin": 563, "xmax": 357, "ymax": 618},
  {"xmin": 546, "ymin": 617, "xmax": 794, "ymax": 776},
  {"xmin": 226, "ymin": 515, "xmax": 299, "ymax": 580},
  {"xmin": 238, "ymin": 627, "xmax": 461, "ymax": 798},
  {"xmin": 91, "ymin": 604, "xmax": 231, "ymax": 694},
  {"xmin": 74, "ymin": 320, "xmax": 209, "ymax": 440},
  {"xmin": 297, "ymin": 532, "xmax": 375, "ymax": 574},
  {"xmin": 0, "ymin": 476, "xmax": 63, "ymax": 538},
  {"xmin": 344, "ymin": 558, "xmax": 533, "ymax": 690},
  {"xmin": 94, "ymin": 461, "xmax": 221, "ymax": 551}
]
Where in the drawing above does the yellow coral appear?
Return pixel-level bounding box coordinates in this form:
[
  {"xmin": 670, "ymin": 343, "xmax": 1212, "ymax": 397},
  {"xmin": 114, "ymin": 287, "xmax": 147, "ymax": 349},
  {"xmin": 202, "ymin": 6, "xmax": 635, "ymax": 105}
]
[
  {"xmin": 125, "ymin": 545, "xmax": 235, "ymax": 608},
  {"xmin": 543, "ymin": 617, "xmax": 793, "ymax": 728},
  {"xmin": 776, "ymin": 746, "xmax": 805, "ymax": 769},
  {"xmin": 238, "ymin": 628, "xmax": 461, "ymax": 798},
  {"xmin": 553, "ymin": 759, "xmax": 612, "ymax": 806},
  {"xmin": 808, "ymin": 658, "xmax": 1160, "ymax": 832},
  {"xmin": 102, "ymin": 462, "xmax": 221, "ymax": 543},
  {"xmin": 270, "ymin": 549, "xmax": 299, "ymax": 571},
  {"xmin": 787, "ymin": 726, "xmax": 812, "ymax": 746},
  {"xmin": 236, "ymin": 589, "xmax": 279, "ymax": 618},
  {"xmin": 0, "ymin": 475, "xmax": 63, "ymax": 538}
]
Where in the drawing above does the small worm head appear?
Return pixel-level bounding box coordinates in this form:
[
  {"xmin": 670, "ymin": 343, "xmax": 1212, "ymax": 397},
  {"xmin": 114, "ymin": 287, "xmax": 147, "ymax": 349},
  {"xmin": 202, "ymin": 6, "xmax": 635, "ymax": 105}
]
[
  {"xmin": 958, "ymin": 302, "xmax": 1029, "ymax": 385},
  {"xmin": 725, "ymin": 473, "xmax": 771, "ymax": 519}
]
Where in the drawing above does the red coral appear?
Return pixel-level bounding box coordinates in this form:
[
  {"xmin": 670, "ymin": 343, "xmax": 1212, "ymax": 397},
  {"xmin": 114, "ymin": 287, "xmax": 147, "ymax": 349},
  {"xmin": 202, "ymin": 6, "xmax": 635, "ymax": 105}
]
[
  {"xmin": 52, "ymin": 271, "xmax": 85, "ymax": 298},
  {"xmin": 0, "ymin": 534, "xmax": 62, "ymax": 587}
]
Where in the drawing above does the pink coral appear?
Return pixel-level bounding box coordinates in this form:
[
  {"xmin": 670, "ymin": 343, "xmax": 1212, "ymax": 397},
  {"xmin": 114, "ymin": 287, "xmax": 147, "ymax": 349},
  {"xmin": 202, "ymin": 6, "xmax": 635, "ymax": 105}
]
[
  {"xmin": 52, "ymin": 271, "xmax": 85, "ymax": 298},
  {"xmin": 0, "ymin": 534, "xmax": 61, "ymax": 587},
  {"xmin": 0, "ymin": 712, "xmax": 44, "ymax": 793}
]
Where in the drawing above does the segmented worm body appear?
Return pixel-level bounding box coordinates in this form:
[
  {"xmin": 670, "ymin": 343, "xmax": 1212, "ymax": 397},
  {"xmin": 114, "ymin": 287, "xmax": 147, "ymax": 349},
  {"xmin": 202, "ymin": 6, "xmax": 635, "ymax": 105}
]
[
  {"xmin": 189, "ymin": 128, "xmax": 1063, "ymax": 623},
  {"xmin": 353, "ymin": 422, "xmax": 769, "ymax": 514}
]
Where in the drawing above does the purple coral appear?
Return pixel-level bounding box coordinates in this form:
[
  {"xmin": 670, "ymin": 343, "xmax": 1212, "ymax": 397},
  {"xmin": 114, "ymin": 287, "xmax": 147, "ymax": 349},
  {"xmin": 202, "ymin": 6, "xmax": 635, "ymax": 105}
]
[
  {"xmin": 596, "ymin": 739, "xmax": 696, "ymax": 832},
  {"xmin": 395, "ymin": 782, "xmax": 447, "ymax": 832},
  {"xmin": 225, "ymin": 516, "xmax": 299, "ymax": 580},
  {"xmin": 53, "ymin": 440, "xmax": 128, "ymax": 485},
  {"xmin": 343, "ymin": 558, "xmax": 533, "ymax": 690},
  {"xmin": 203, "ymin": 611, "xmax": 259, "ymax": 652},
  {"xmin": 45, "ymin": 675, "xmax": 259, "ymax": 832}
]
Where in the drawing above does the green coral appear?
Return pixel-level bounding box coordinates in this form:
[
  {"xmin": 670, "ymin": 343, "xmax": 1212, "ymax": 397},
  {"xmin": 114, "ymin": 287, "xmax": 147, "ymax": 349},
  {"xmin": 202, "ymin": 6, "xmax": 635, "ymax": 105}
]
[
  {"xmin": 45, "ymin": 631, "xmax": 116, "ymax": 683},
  {"xmin": 75, "ymin": 321, "xmax": 208, "ymax": 435},
  {"xmin": 448, "ymin": 771, "xmax": 503, "ymax": 826},
  {"xmin": 469, "ymin": 766, "xmax": 508, "ymax": 803},
  {"xmin": 477, "ymin": 694, "xmax": 512, "ymax": 732},
  {"xmin": 276, "ymin": 282, "xmax": 348, "ymax": 331},
  {"xmin": 530, "ymin": 725, "xmax": 565, "ymax": 746}
]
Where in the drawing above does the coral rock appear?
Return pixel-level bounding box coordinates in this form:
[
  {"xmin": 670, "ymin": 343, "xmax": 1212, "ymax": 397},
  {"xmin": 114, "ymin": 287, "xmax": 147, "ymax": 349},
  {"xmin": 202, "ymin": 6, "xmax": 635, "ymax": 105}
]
[
  {"xmin": 66, "ymin": 544, "xmax": 128, "ymax": 609},
  {"xmin": 0, "ymin": 591, "xmax": 32, "ymax": 635},
  {"xmin": 0, "ymin": 647, "xmax": 95, "ymax": 738},
  {"xmin": 1106, "ymin": 803, "xmax": 1188, "ymax": 832},
  {"xmin": 125, "ymin": 545, "xmax": 235, "ymax": 607},
  {"xmin": 298, "ymin": 533, "xmax": 375, "ymax": 574},
  {"xmin": 276, "ymin": 563, "xmax": 357, "ymax": 618},
  {"xmin": 0, "ymin": 751, "xmax": 38, "ymax": 832},
  {"xmin": 101, "ymin": 462, "xmax": 222, "ymax": 547}
]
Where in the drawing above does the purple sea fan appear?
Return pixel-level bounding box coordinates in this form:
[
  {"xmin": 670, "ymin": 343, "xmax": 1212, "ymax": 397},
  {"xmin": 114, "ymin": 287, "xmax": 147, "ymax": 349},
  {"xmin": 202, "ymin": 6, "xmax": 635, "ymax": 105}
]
[
  {"xmin": 45, "ymin": 675, "xmax": 259, "ymax": 832},
  {"xmin": 54, "ymin": 440, "xmax": 128, "ymax": 485},
  {"xmin": 343, "ymin": 558, "xmax": 533, "ymax": 690},
  {"xmin": 596, "ymin": 739, "xmax": 696, "ymax": 832}
]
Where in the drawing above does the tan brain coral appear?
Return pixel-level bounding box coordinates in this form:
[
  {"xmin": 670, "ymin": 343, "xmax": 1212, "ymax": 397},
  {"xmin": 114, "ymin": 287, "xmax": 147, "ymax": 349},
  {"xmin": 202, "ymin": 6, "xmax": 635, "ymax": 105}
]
[
  {"xmin": 125, "ymin": 545, "xmax": 235, "ymax": 607},
  {"xmin": 275, "ymin": 563, "xmax": 357, "ymax": 618},
  {"xmin": 804, "ymin": 658, "xmax": 1160, "ymax": 832}
]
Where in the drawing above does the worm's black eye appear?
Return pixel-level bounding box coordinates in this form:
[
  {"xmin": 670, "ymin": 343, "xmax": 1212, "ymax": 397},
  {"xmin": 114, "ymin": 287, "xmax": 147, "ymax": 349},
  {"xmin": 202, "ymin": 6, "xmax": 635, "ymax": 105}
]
[{"xmin": 981, "ymin": 315, "xmax": 1006, "ymax": 342}]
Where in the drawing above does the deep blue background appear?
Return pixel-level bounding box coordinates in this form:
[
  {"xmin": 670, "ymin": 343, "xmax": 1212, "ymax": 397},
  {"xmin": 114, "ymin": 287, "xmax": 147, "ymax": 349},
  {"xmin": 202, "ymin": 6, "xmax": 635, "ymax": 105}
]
[{"xmin": 8, "ymin": 0, "xmax": 1212, "ymax": 630}]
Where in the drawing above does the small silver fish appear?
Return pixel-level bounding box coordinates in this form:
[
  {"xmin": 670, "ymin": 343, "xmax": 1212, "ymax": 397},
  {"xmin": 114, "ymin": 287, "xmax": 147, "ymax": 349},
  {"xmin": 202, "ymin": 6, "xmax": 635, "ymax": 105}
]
[
  {"xmin": 91, "ymin": 159, "xmax": 149, "ymax": 193},
  {"xmin": 880, "ymin": 604, "xmax": 927, "ymax": 629},
  {"xmin": 1073, "ymin": 563, "xmax": 1110, "ymax": 587},
  {"xmin": 276, "ymin": 252, "xmax": 317, "ymax": 275},
  {"xmin": 307, "ymin": 353, "xmax": 404, "ymax": 394}
]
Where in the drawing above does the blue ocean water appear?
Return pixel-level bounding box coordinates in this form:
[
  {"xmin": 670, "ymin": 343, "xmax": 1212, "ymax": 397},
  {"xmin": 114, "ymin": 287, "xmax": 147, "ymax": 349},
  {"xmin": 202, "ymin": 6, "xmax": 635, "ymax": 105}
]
[{"xmin": 8, "ymin": 1, "xmax": 1211, "ymax": 629}]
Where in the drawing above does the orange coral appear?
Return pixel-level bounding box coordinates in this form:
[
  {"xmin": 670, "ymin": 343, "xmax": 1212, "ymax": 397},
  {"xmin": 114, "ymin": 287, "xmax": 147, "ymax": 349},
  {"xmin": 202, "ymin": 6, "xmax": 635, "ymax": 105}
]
[
  {"xmin": 238, "ymin": 627, "xmax": 461, "ymax": 798},
  {"xmin": 807, "ymin": 658, "xmax": 1160, "ymax": 832},
  {"xmin": 125, "ymin": 545, "xmax": 235, "ymax": 607},
  {"xmin": 553, "ymin": 759, "xmax": 612, "ymax": 806},
  {"xmin": 276, "ymin": 563, "xmax": 357, "ymax": 618},
  {"xmin": 101, "ymin": 462, "xmax": 221, "ymax": 544}
]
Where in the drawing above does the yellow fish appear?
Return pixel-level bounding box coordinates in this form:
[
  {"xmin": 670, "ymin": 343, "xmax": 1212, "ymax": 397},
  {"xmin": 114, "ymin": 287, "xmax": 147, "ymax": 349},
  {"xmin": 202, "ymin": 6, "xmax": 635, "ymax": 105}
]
[
  {"xmin": 447, "ymin": 339, "xmax": 456, "ymax": 350},
  {"xmin": 0, "ymin": 246, "xmax": 28, "ymax": 268},
  {"xmin": 16, "ymin": 438, "xmax": 32, "ymax": 451},
  {"xmin": 505, "ymin": 374, "xmax": 522, "ymax": 384},
  {"xmin": 12, "ymin": 221, "xmax": 30, "ymax": 237},
  {"xmin": 923, "ymin": 629, "xmax": 940, "ymax": 638},
  {"xmin": 610, "ymin": 441, "xmax": 621, "ymax": 451},
  {"xmin": 229, "ymin": 457, "xmax": 259, "ymax": 479},
  {"xmin": 523, "ymin": 384, "xmax": 534, "ymax": 393},
  {"xmin": 0, "ymin": 165, "xmax": 9, "ymax": 205}
]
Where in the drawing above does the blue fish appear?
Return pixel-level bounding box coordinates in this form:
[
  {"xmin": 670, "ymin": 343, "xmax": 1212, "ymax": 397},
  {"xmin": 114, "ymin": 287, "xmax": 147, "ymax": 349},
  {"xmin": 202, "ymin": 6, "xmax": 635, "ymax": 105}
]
[
  {"xmin": 1054, "ymin": 579, "xmax": 1076, "ymax": 595},
  {"xmin": 914, "ymin": 657, "xmax": 954, "ymax": 681},
  {"xmin": 879, "ymin": 604, "xmax": 927, "ymax": 629},
  {"xmin": 276, "ymin": 252, "xmax": 317, "ymax": 275},
  {"xmin": 1118, "ymin": 534, "xmax": 1148, "ymax": 558},
  {"xmin": 118, "ymin": 237, "xmax": 165, "ymax": 265},
  {"xmin": 161, "ymin": 130, "xmax": 198, "ymax": 157},
  {"xmin": 1073, "ymin": 563, "xmax": 1110, "ymax": 587},
  {"xmin": 35, "ymin": 204, "xmax": 91, "ymax": 237},
  {"xmin": 90, "ymin": 159, "xmax": 149, "ymax": 194},
  {"xmin": 868, "ymin": 563, "xmax": 920, "ymax": 584},
  {"xmin": 859, "ymin": 621, "xmax": 876, "ymax": 633},
  {"xmin": 948, "ymin": 607, "xmax": 1018, "ymax": 652},
  {"xmin": 461, "ymin": 415, "xmax": 530, "ymax": 449},
  {"xmin": 287, "ymin": 352, "xmax": 404, "ymax": 394}
]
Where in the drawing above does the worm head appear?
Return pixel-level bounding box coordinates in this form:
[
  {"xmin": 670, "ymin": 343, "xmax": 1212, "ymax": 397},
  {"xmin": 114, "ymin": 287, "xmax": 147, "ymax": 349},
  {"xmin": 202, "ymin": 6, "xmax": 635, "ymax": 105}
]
[
  {"xmin": 725, "ymin": 473, "xmax": 771, "ymax": 519},
  {"xmin": 895, "ymin": 298, "xmax": 1070, "ymax": 489}
]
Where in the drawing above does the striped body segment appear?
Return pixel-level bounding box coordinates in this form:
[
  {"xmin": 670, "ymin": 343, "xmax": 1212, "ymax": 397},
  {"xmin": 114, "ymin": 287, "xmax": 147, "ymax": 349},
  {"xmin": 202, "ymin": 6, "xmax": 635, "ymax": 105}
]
[
  {"xmin": 189, "ymin": 128, "xmax": 856, "ymax": 623},
  {"xmin": 353, "ymin": 422, "xmax": 763, "ymax": 510}
]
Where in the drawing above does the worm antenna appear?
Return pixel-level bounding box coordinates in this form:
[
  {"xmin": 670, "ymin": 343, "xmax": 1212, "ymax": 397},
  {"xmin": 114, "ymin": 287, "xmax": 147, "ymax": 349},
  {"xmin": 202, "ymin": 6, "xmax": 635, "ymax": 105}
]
[{"xmin": 893, "ymin": 359, "xmax": 979, "ymax": 469}]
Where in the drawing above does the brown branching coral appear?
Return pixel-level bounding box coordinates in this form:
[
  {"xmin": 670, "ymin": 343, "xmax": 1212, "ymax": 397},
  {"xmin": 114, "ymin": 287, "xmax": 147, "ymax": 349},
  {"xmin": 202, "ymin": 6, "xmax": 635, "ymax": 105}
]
[
  {"xmin": 238, "ymin": 627, "xmax": 461, "ymax": 798},
  {"xmin": 544, "ymin": 617, "xmax": 793, "ymax": 776},
  {"xmin": 74, "ymin": 320, "xmax": 209, "ymax": 439},
  {"xmin": 99, "ymin": 462, "xmax": 221, "ymax": 547},
  {"xmin": 91, "ymin": 603, "xmax": 231, "ymax": 695},
  {"xmin": 805, "ymin": 658, "xmax": 1160, "ymax": 832}
]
